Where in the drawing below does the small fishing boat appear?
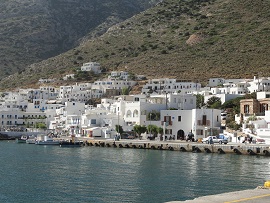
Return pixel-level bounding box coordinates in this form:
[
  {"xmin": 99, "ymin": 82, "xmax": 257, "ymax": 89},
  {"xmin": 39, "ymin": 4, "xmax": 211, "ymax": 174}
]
[
  {"xmin": 26, "ymin": 135, "xmax": 37, "ymax": 144},
  {"xmin": 16, "ymin": 135, "xmax": 28, "ymax": 143},
  {"xmin": 35, "ymin": 136, "xmax": 59, "ymax": 145}
]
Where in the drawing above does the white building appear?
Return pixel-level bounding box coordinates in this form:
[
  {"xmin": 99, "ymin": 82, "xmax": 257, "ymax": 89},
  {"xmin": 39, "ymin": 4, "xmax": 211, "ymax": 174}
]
[
  {"xmin": 57, "ymin": 83, "xmax": 93, "ymax": 102},
  {"xmin": 208, "ymin": 78, "xmax": 225, "ymax": 87},
  {"xmin": 205, "ymin": 77, "xmax": 270, "ymax": 104},
  {"xmin": 109, "ymin": 71, "xmax": 130, "ymax": 80},
  {"xmin": 80, "ymin": 62, "xmax": 101, "ymax": 74},
  {"xmin": 38, "ymin": 78, "xmax": 55, "ymax": 83},
  {"xmin": 91, "ymin": 79, "xmax": 137, "ymax": 97},
  {"xmin": 142, "ymin": 78, "xmax": 201, "ymax": 94},
  {"xmin": 160, "ymin": 108, "xmax": 221, "ymax": 140},
  {"xmin": 63, "ymin": 74, "xmax": 75, "ymax": 80}
]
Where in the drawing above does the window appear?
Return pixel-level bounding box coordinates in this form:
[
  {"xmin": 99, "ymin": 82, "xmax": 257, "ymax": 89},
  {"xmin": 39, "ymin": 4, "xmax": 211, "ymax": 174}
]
[
  {"xmin": 91, "ymin": 119, "xmax": 96, "ymax": 124},
  {"xmin": 260, "ymin": 103, "xmax": 268, "ymax": 112},
  {"xmin": 202, "ymin": 115, "xmax": 207, "ymax": 125},
  {"xmin": 244, "ymin": 105, "xmax": 249, "ymax": 114},
  {"xmin": 217, "ymin": 115, "xmax": 219, "ymax": 122},
  {"xmin": 133, "ymin": 110, "xmax": 139, "ymax": 117},
  {"xmin": 164, "ymin": 116, "xmax": 171, "ymax": 125},
  {"xmin": 127, "ymin": 110, "xmax": 132, "ymax": 117},
  {"xmin": 178, "ymin": 116, "xmax": 181, "ymax": 122}
]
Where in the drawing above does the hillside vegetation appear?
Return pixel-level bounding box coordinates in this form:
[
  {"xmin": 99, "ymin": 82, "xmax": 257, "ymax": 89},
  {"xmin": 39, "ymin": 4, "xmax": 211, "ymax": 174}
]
[
  {"xmin": 0, "ymin": 0, "xmax": 159, "ymax": 81},
  {"xmin": 1, "ymin": 0, "xmax": 270, "ymax": 89}
]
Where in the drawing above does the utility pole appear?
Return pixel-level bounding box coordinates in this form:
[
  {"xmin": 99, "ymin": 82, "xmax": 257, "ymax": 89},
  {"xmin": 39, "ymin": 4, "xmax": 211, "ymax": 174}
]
[{"xmin": 165, "ymin": 92, "xmax": 168, "ymax": 110}]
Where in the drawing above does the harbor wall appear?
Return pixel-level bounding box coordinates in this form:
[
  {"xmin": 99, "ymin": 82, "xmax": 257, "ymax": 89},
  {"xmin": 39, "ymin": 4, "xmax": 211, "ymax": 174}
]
[
  {"xmin": 84, "ymin": 139, "xmax": 270, "ymax": 156},
  {"xmin": 0, "ymin": 131, "xmax": 40, "ymax": 139}
]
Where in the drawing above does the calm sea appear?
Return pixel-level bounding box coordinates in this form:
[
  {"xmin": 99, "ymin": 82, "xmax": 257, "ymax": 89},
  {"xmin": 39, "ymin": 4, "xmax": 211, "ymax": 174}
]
[{"xmin": 0, "ymin": 141, "xmax": 269, "ymax": 203}]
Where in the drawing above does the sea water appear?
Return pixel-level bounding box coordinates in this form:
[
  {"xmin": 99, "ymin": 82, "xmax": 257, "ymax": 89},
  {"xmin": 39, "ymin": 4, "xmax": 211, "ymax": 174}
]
[{"xmin": 0, "ymin": 141, "xmax": 269, "ymax": 203}]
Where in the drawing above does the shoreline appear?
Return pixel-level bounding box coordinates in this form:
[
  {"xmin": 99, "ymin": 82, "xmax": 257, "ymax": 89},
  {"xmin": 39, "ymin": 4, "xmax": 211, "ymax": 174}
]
[{"xmin": 82, "ymin": 138, "xmax": 270, "ymax": 156}]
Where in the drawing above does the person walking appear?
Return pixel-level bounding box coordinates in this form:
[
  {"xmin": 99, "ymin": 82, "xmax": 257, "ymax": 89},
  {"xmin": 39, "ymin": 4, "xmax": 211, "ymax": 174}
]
[{"xmin": 209, "ymin": 136, "xmax": 213, "ymax": 144}]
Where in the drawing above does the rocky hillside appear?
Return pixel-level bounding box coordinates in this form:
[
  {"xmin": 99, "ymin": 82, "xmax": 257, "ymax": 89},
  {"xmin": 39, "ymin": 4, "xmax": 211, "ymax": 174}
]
[
  {"xmin": 1, "ymin": 0, "xmax": 270, "ymax": 89},
  {"xmin": 0, "ymin": 0, "xmax": 160, "ymax": 80}
]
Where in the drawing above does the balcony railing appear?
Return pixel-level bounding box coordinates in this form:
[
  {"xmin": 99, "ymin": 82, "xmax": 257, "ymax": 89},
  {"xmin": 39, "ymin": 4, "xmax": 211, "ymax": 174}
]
[
  {"xmin": 197, "ymin": 120, "xmax": 210, "ymax": 126},
  {"xmin": 161, "ymin": 121, "xmax": 173, "ymax": 126}
]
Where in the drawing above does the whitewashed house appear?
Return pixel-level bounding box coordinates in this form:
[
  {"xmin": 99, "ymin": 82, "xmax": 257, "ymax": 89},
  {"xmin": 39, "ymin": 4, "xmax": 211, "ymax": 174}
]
[
  {"xmin": 160, "ymin": 108, "xmax": 221, "ymax": 140},
  {"xmin": 92, "ymin": 79, "xmax": 137, "ymax": 94},
  {"xmin": 49, "ymin": 102, "xmax": 85, "ymax": 135},
  {"xmin": 109, "ymin": 71, "xmax": 130, "ymax": 80},
  {"xmin": 208, "ymin": 78, "xmax": 225, "ymax": 87},
  {"xmin": 142, "ymin": 78, "xmax": 201, "ymax": 94},
  {"xmin": 57, "ymin": 83, "xmax": 93, "ymax": 102},
  {"xmin": 63, "ymin": 74, "xmax": 75, "ymax": 80},
  {"xmin": 80, "ymin": 62, "xmax": 101, "ymax": 74}
]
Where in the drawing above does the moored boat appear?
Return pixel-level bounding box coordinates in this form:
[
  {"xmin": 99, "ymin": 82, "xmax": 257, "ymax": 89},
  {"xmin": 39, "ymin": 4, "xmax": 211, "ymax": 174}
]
[
  {"xmin": 35, "ymin": 136, "xmax": 59, "ymax": 145},
  {"xmin": 16, "ymin": 135, "xmax": 28, "ymax": 143},
  {"xmin": 26, "ymin": 136, "xmax": 37, "ymax": 144}
]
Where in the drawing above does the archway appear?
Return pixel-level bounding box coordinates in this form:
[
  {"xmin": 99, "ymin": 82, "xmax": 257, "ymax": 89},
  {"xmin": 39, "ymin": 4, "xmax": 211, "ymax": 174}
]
[{"xmin": 177, "ymin": 129, "xmax": 185, "ymax": 140}]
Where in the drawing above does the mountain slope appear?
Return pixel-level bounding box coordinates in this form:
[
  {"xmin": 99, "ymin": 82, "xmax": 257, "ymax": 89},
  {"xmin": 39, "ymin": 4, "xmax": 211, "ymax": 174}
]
[
  {"xmin": 1, "ymin": 0, "xmax": 270, "ymax": 89},
  {"xmin": 0, "ymin": 0, "xmax": 159, "ymax": 80}
]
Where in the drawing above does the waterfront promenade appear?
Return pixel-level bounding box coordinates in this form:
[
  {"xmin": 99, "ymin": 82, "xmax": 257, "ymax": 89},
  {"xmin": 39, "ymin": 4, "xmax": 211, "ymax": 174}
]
[
  {"xmin": 167, "ymin": 188, "xmax": 270, "ymax": 203},
  {"xmin": 82, "ymin": 138, "xmax": 270, "ymax": 156},
  {"xmin": 2, "ymin": 131, "xmax": 269, "ymax": 156}
]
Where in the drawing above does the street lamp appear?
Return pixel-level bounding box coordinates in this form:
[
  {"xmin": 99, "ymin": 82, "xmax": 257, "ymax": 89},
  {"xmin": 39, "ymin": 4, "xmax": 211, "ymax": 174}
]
[{"xmin": 150, "ymin": 113, "xmax": 152, "ymax": 137}]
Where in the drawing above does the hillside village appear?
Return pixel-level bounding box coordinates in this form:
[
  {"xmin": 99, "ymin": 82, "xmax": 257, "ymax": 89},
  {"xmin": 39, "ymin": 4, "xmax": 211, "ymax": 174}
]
[{"xmin": 1, "ymin": 62, "xmax": 270, "ymax": 143}]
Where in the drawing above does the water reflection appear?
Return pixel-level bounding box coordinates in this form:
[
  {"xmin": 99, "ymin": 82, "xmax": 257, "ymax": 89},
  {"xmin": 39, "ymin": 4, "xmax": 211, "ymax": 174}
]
[{"xmin": 0, "ymin": 142, "xmax": 269, "ymax": 203}]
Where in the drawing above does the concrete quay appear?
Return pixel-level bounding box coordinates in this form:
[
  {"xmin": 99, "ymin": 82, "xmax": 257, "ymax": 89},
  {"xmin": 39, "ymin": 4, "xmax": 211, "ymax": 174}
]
[
  {"xmin": 83, "ymin": 139, "xmax": 270, "ymax": 156},
  {"xmin": 166, "ymin": 187, "xmax": 270, "ymax": 203}
]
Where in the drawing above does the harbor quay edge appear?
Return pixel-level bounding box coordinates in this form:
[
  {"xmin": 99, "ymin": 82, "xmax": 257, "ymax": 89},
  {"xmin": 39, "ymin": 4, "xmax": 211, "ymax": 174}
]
[{"xmin": 82, "ymin": 139, "xmax": 270, "ymax": 156}]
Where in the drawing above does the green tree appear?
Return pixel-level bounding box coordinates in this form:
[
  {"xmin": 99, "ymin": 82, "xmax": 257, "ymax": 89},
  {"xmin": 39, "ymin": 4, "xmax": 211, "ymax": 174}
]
[
  {"xmin": 121, "ymin": 87, "xmax": 130, "ymax": 95},
  {"xmin": 221, "ymin": 96, "xmax": 244, "ymax": 114},
  {"xmin": 206, "ymin": 96, "xmax": 221, "ymax": 109},
  {"xmin": 226, "ymin": 120, "xmax": 241, "ymax": 130},
  {"xmin": 147, "ymin": 111, "xmax": 160, "ymax": 121},
  {"xmin": 36, "ymin": 122, "xmax": 47, "ymax": 130},
  {"xmin": 115, "ymin": 125, "xmax": 123, "ymax": 134},
  {"xmin": 133, "ymin": 125, "xmax": 147, "ymax": 139},
  {"xmin": 147, "ymin": 124, "xmax": 158, "ymax": 137},
  {"xmin": 157, "ymin": 127, "xmax": 163, "ymax": 135},
  {"xmin": 195, "ymin": 94, "xmax": 205, "ymax": 109}
]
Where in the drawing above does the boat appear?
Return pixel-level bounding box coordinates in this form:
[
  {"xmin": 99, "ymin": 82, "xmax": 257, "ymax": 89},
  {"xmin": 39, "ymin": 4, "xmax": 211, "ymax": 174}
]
[
  {"xmin": 35, "ymin": 136, "xmax": 60, "ymax": 145},
  {"xmin": 16, "ymin": 135, "xmax": 28, "ymax": 143},
  {"xmin": 59, "ymin": 140, "xmax": 83, "ymax": 147},
  {"xmin": 26, "ymin": 136, "xmax": 37, "ymax": 144}
]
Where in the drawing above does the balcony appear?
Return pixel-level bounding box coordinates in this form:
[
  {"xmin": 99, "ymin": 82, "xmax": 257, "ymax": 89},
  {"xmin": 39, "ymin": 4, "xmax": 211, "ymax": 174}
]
[
  {"xmin": 161, "ymin": 121, "xmax": 173, "ymax": 126},
  {"xmin": 197, "ymin": 120, "xmax": 210, "ymax": 126}
]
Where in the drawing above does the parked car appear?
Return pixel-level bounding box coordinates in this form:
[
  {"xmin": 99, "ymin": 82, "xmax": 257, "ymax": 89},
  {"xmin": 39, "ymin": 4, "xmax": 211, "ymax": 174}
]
[
  {"xmin": 121, "ymin": 133, "xmax": 135, "ymax": 139},
  {"xmin": 256, "ymin": 138, "xmax": 265, "ymax": 144},
  {"xmin": 202, "ymin": 136, "xmax": 228, "ymax": 144}
]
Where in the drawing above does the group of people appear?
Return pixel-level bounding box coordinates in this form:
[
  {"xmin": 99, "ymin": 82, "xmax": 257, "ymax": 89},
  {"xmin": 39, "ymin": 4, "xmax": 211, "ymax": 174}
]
[{"xmin": 241, "ymin": 136, "xmax": 254, "ymax": 144}]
